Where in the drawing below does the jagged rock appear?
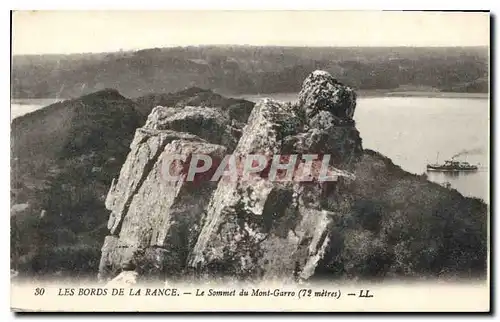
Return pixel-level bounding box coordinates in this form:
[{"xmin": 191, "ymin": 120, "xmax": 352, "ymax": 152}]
[
  {"xmin": 116, "ymin": 139, "xmax": 226, "ymax": 247},
  {"xmin": 234, "ymin": 99, "xmax": 301, "ymax": 154},
  {"xmin": 298, "ymin": 70, "xmax": 356, "ymax": 119},
  {"xmin": 100, "ymin": 71, "xmax": 363, "ymax": 281},
  {"xmin": 187, "ymin": 91, "xmax": 360, "ymax": 279},
  {"xmin": 105, "ymin": 129, "xmax": 204, "ymax": 233},
  {"xmin": 100, "ymin": 117, "xmax": 227, "ymax": 280},
  {"xmin": 144, "ymin": 106, "xmax": 240, "ymax": 151},
  {"xmin": 288, "ymin": 111, "xmax": 363, "ymax": 167}
]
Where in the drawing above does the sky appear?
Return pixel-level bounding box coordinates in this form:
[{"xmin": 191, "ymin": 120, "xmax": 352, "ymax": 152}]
[{"xmin": 12, "ymin": 11, "xmax": 490, "ymax": 55}]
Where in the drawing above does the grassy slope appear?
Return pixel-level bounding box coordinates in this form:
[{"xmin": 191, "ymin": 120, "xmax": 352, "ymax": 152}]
[
  {"xmin": 314, "ymin": 149, "xmax": 487, "ymax": 280},
  {"xmin": 11, "ymin": 90, "xmax": 143, "ymax": 277}
]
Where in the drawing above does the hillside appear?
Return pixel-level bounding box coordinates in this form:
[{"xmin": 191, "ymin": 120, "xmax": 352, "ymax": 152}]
[
  {"xmin": 12, "ymin": 46, "xmax": 489, "ymax": 99},
  {"xmin": 10, "ymin": 90, "xmax": 143, "ymax": 277}
]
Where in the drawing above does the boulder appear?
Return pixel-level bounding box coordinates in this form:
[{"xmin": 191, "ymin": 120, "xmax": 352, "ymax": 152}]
[
  {"xmin": 144, "ymin": 106, "xmax": 240, "ymax": 151},
  {"xmin": 298, "ymin": 70, "xmax": 357, "ymax": 119}
]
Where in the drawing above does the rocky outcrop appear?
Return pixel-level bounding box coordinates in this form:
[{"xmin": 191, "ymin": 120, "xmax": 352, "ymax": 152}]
[
  {"xmin": 187, "ymin": 73, "xmax": 363, "ymax": 280},
  {"xmin": 98, "ymin": 71, "xmax": 487, "ymax": 282},
  {"xmin": 144, "ymin": 106, "xmax": 241, "ymax": 151},
  {"xmin": 98, "ymin": 70, "xmax": 363, "ymax": 281},
  {"xmin": 99, "ymin": 104, "xmax": 235, "ymax": 280},
  {"xmin": 298, "ymin": 70, "xmax": 357, "ymax": 119}
]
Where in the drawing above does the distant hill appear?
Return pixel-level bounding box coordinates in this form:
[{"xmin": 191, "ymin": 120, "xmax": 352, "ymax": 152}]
[{"xmin": 11, "ymin": 46, "xmax": 489, "ymax": 99}]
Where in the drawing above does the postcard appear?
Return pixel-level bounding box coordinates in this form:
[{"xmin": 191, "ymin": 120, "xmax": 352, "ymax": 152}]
[{"xmin": 10, "ymin": 10, "xmax": 490, "ymax": 312}]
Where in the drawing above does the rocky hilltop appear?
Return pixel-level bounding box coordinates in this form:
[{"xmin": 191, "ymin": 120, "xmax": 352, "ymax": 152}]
[
  {"xmin": 11, "ymin": 87, "xmax": 254, "ymax": 278},
  {"xmin": 99, "ymin": 71, "xmax": 487, "ymax": 283}
]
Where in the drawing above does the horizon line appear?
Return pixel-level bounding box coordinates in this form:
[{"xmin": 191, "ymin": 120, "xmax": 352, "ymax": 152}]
[{"xmin": 12, "ymin": 44, "xmax": 490, "ymax": 56}]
